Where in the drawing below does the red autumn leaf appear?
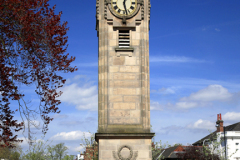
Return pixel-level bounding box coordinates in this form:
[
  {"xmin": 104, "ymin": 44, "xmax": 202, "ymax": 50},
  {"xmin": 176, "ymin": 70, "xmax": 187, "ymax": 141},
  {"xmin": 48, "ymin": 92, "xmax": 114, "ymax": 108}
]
[{"xmin": 0, "ymin": 0, "xmax": 78, "ymax": 148}]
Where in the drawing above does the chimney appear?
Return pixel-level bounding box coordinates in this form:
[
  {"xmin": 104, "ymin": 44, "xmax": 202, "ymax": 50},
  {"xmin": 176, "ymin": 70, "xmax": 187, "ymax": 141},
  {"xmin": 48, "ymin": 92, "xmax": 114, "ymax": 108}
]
[{"xmin": 216, "ymin": 113, "xmax": 224, "ymax": 132}]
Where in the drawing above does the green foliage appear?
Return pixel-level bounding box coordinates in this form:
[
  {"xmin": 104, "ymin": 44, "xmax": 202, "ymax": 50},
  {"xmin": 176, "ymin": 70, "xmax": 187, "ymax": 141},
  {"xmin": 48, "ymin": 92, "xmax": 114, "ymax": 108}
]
[
  {"xmin": 0, "ymin": 141, "xmax": 23, "ymax": 159},
  {"xmin": 54, "ymin": 143, "xmax": 68, "ymax": 160},
  {"xmin": 21, "ymin": 137, "xmax": 69, "ymax": 160},
  {"xmin": 80, "ymin": 130, "xmax": 95, "ymax": 151},
  {"xmin": 63, "ymin": 155, "xmax": 75, "ymax": 160},
  {"xmin": 0, "ymin": 146, "xmax": 21, "ymax": 160},
  {"xmin": 22, "ymin": 138, "xmax": 50, "ymax": 160}
]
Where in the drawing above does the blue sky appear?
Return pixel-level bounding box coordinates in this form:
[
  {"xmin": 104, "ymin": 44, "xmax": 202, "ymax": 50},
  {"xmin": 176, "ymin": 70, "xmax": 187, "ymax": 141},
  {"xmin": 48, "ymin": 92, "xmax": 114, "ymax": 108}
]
[{"xmin": 11, "ymin": 0, "xmax": 240, "ymax": 156}]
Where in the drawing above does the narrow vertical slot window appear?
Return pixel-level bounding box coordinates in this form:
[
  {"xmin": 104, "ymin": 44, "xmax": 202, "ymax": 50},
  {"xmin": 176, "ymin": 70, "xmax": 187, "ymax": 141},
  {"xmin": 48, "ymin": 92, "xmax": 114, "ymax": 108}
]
[{"xmin": 119, "ymin": 30, "xmax": 130, "ymax": 48}]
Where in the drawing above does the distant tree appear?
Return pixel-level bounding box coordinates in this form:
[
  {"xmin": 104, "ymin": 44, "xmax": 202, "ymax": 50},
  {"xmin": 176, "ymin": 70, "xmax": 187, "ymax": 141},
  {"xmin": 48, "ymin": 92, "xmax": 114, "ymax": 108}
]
[
  {"xmin": 22, "ymin": 137, "xmax": 70, "ymax": 160},
  {"xmin": 0, "ymin": 141, "xmax": 22, "ymax": 159},
  {"xmin": 47, "ymin": 144, "xmax": 57, "ymax": 160},
  {"xmin": 22, "ymin": 138, "xmax": 49, "ymax": 160},
  {"xmin": 54, "ymin": 143, "xmax": 68, "ymax": 160},
  {"xmin": 63, "ymin": 154, "xmax": 75, "ymax": 160},
  {"xmin": 0, "ymin": 0, "xmax": 77, "ymax": 147},
  {"xmin": 0, "ymin": 145, "xmax": 21, "ymax": 160}
]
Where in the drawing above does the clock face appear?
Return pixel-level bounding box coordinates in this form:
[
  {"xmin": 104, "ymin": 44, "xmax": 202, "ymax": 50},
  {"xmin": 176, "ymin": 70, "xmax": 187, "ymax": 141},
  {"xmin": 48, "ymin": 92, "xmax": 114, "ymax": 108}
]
[{"xmin": 111, "ymin": 0, "xmax": 137, "ymax": 16}]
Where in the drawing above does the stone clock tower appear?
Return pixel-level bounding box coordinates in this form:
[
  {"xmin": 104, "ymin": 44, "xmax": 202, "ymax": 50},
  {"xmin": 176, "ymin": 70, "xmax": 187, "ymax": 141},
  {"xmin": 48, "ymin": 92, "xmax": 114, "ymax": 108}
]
[{"xmin": 95, "ymin": 0, "xmax": 154, "ymax": 159}]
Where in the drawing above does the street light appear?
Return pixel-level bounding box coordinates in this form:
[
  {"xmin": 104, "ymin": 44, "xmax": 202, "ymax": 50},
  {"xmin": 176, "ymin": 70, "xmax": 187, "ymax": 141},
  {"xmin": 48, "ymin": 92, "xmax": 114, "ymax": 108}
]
[
  {"xmin": 216, "ymin": 123, "xmax": 226, "ymax": 160},
  {"xmin": 203, "ymin": 139, "xmax": 209, "ymax": 146},
  {"xmin": 203, "ymin": 139, "xmax": 210, "ymax": 158}
]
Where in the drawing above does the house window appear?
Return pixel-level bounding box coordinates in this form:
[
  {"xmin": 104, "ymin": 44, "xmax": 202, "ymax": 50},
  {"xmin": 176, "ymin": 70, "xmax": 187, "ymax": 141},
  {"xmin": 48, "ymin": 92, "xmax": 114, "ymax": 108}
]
[{"xmin": 118, "ymin": 30, "xmax": 130, "ymax": 48}]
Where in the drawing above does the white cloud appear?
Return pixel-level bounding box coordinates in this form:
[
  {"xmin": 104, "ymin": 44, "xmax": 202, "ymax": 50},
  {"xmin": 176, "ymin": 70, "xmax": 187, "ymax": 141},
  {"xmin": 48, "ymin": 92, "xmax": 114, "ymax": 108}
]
[
  {"xmin": 223, "ymin": 112, "xmax": 240, "ymax": 121},
  {"xmin": 151, "ymin": 87, "xmax": 176, "ymax": 94},
  {"xmin": 59, "ymin": 76, "xmax": 98, "ymax": 111},
  {"xmin": 175, "ymin": 102, "xmax": 198, "ymax": 109},
  {"xmin": 150, "ymin": 56, "xmax": 207, "ymax": 63},
  {"xmin": 180, "ymin": 85, "xmax": 232, "ymax": 102},
  {"xmin": 159, "ymin": 125, "xmax": 184, "ymax": 135},
  {"xmin": 73, "ymin": 146, "xmax": 85, "ymax": 152},
  {"xmin": 187, "ymin": 119, "xmax": 215, "ymax": 130},
  {"xmin": 215, "ymin": 28, "xmax": 220, "ymax": 32},
  {"xmin": 152, "ymin": 85, "xmax": 234, "ymax": 110},
  {"xmin": 150, "ymin": 101, "xmax": 164, "ymax": 110},
  {"xmin": 51, "ymin": 131, "xmax": 91, "ymax": 141},
  {"xmin": 52, "ymin": 114, "xmax": 68, "ymax": 119}
]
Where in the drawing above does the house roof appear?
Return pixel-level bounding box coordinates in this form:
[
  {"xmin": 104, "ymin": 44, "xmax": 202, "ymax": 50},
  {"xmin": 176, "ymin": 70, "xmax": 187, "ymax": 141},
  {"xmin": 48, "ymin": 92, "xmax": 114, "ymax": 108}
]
[
  {"xmin": 192, "ymin": 122, "xmax": 240, "ymax": 146},
  {"xmin": 153, "ymin": 145, "xmax": 205, "ymax": 159},
  {"xmin": 161, "ymin": 146, "xmax": 179, "ymax": 158},
  {"xmin": 153, "ymin": 145, "xmax": 204, "ymax": 159}
]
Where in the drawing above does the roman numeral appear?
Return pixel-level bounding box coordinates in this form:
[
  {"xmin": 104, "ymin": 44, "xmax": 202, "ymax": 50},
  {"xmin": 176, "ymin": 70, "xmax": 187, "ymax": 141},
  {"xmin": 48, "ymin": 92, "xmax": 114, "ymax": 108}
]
[
  {"xmin": 132, "ymin": 2, "xmax": 135, "ymax": 4},
  {"xmin": 130, "ymin": 6, "xmax": 134, "ymax": 10},
  {"xmin": 113, "ymin": 2, "xmax": 116, "ymax": 4},
  {"xmin": 128, "ymin": 9, "xmax": 131, "ymax": 13},
  {"xmin": 118, "ymin": 9, "xmax": 121, "ymax": 13},
  {"xmin": 114, "ymin": 5, "xmax": 118, "ymax": 10}
]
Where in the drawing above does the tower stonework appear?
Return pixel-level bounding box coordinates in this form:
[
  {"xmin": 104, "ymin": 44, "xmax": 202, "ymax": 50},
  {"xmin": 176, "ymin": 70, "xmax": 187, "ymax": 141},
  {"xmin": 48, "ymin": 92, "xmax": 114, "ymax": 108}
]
[{"xmin": 95, "ymin": 0, "xmax": 154, "ymax": 159}]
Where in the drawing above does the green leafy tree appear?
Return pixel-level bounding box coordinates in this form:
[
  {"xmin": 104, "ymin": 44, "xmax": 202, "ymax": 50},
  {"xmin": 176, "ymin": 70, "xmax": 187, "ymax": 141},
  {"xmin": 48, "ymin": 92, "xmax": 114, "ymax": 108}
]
[
  {"xmin": 54, "ymin": 143, "xmax": 68, "ymax": 160},
  {"xmin": 63, "ymin": 154, "xmax": 75, "ymax": 160},
  {"xmin": 22, "ymin": 139, "xmax": 49, "ymax": 160},
  {"xmin": 47, "ymin": 144, "xmax": 57, "ymax": 160},
  {"xmin": 0, "ymin": 141, "xmax": 22, "ymax": 160},
  {"xmin": 0, "ymin": 146, "xmax": 21, "ymax": 160},
  {"xmin": 22, "ymin": 137, "xmax": 70, "ymax": 160}
]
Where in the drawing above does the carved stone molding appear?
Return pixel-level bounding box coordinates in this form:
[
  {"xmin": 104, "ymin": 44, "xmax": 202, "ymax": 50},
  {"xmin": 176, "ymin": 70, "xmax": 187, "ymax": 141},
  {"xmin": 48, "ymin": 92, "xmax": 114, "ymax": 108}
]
[
  {"xmin": 96, "ymin": 0, "xmax": 100, "ymax": 20},
  {"xmin": 95, "ymin": 0, "xmax": 100, "ymax": 31},
  {"xmin": 148, "ymin": 0, "xmax": 151, "ymax": 20},
  {"xmin": 112, "ymin": 145, "xmax": 138, "ymax": 160}
]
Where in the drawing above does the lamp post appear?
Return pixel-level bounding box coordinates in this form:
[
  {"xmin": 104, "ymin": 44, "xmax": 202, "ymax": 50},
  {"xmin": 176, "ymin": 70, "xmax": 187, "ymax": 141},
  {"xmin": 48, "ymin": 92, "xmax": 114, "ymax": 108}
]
[
  {"xmin": 203, "ymin": 139, "xmax": 210, "ymax": 157},
  {"xmin": 203, "ymin": 139, "xmax": 209, "ymax": 146},
  {"xmin": 224, "ymin": 126, "xmax": 226, "ymax": 160}
]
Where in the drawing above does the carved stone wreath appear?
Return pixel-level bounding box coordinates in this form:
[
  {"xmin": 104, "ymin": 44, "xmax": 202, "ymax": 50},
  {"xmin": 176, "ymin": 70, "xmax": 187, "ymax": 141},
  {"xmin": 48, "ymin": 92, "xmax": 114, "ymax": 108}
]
[
  {"xmin": 118, "ymin": 145, "xmax": 133, "ymax": 160},
  {"xmin": 113, "ymin": 145, "xmax": 138, "ymax": 160}
]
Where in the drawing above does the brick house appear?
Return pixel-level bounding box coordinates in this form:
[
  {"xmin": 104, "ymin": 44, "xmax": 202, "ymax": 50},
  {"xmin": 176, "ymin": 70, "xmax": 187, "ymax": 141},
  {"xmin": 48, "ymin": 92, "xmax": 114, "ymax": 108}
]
[{"xmin": 80, "ymin": 141, "xmax": 98, "ymax": 160}]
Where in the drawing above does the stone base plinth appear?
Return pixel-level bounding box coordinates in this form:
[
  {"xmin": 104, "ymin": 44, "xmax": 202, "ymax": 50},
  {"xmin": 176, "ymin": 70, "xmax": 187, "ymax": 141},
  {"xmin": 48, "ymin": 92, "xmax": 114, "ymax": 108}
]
[{"xmin": 95, "ymin": 133, "xmax": 154, "ymax": 160}]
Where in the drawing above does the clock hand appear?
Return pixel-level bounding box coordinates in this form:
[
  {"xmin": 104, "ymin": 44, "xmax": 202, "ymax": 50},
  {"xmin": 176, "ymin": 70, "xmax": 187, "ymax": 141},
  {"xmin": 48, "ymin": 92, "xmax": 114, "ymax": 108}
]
[{"xmin": 123, "ymin": 0, "xmax": 128, "ymax": 15}]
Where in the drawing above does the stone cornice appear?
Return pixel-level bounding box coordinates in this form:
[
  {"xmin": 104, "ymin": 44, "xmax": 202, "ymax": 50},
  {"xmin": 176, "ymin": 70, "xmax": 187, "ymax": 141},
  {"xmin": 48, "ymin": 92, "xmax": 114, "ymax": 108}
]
[{"xmin": 95, "ymin": 133, "xmax": 155, "ymax": 142}]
